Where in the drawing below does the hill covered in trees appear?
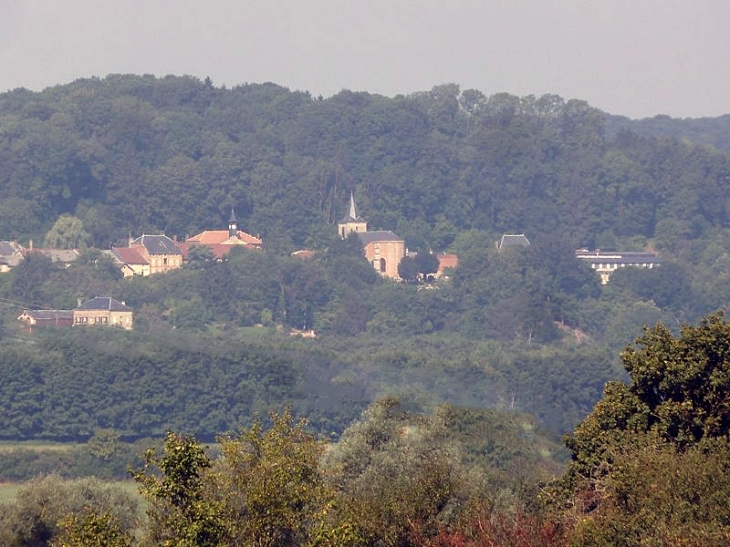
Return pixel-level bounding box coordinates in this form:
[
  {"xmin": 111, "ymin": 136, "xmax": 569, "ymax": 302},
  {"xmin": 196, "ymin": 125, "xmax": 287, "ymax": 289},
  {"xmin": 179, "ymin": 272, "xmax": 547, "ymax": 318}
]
[
  {"xmin": 2, "ymin": 75, "xmax": 730, "ymax": 443},
  {"xmin": 2, "ymin": 74, "xmax": 730, "ymax": 255}
]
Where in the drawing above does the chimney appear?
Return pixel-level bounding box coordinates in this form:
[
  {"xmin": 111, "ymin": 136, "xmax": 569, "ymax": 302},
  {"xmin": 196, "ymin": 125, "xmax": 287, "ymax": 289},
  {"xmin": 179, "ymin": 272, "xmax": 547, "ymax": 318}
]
[
  {"xmin": 29, "ymin": 239, "xmax": 33, "ymax": 250},
  {"xmin": 77, "ymin": 298, "xmax": 82, "ymax": 308}
]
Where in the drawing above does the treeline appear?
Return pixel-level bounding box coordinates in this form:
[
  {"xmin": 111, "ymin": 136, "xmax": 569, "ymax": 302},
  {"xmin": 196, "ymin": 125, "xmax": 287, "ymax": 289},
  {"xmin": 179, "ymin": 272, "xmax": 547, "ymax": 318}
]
[
  {"xmin": 2, "ymin": 75, "xmax": 730, "ymax": 258},
  {"xmin": 0, "ymin": 318, "xmax": 612, "ymax": 440}
]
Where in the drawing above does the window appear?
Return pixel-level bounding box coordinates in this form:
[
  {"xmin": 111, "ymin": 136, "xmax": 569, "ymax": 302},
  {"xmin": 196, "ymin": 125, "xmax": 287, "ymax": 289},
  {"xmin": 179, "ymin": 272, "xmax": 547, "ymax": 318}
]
[{"xmin": 379, "ymin": 258, "xmax": 386, "ymax": 273}]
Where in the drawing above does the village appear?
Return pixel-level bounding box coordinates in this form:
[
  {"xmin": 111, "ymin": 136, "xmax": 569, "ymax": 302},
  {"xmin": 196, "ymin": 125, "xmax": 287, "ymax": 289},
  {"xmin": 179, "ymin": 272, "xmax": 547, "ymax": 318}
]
[{"xmin": 3, "ymin": 193, "xmax": 659, "ymax": 333}]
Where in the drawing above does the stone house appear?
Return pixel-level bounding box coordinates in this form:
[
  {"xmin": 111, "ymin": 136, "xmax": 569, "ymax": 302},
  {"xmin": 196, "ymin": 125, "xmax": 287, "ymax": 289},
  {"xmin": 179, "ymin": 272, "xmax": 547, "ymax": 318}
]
[
  {"xmin": 73, "ymin": 296, "xmax": 134, "ymax": 330},
  {"xmin": 108, "ymin": 234, "xmax": 183, "ymax": 277}
]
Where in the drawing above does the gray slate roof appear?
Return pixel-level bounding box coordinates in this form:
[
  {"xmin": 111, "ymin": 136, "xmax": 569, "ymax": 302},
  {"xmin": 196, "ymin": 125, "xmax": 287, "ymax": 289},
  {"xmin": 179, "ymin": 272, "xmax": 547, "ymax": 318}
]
[
  {"xmin": 0, "ymin": 241, "xmax": 23, "ymax": 256},
  {"xmin": 0, "ymin": 241, "xmax": 24, "ymax": 267},
  {"xmin": 132, "ymin": 235, "xmax": 182, "ymax": 255},
  {"xmin": 498, "ymin": 234, "xmax": 531, "ymax": 249},
  {"xmin": 356, "ymin": 231, "xmax": 404, "ymax": 245},
  {"xmin": 22, "ymin": 310, "xmax": 73, "ymax": 321},
  {"xmin": 76, "ymin": 297, "xmax": 132, "ymax": 312}
]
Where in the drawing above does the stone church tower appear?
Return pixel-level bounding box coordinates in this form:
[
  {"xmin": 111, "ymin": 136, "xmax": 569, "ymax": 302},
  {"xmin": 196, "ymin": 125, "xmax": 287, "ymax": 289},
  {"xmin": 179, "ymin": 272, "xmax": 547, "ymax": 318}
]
[{"xmin": 338, "ymin": 192, "xmax": 367, "ymax": 238}]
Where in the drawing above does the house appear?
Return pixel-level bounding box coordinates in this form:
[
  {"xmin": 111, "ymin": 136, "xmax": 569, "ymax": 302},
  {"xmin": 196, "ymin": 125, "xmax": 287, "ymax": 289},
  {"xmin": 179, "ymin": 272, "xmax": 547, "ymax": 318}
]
[
  {"xmin": 434, "ymin": 253, "xmax": 459, "ymax": 278},
  {"xmin": 180, "ymin": 208, "xmax": 262, "ymax": 259},
  {"xmin": 497, "ymin": 234, "xmax": 531, "ymax": 250},
  {"xmin": 338, "ymin": 192, "xmax": 406, "ymax": 280},
  {"xmin": 0, "ymin": 241, "xmax": 24, "ymax": 272},
  {"xmin": 107, "ymin": 246, "xmax": 151, "ymax": 277},
  {"xmin": 107, "ymin": 234, "xmax": 183, "ymax": 277},
  {"xmin": 17, "ymin": 309, "xmax": 74, "ymax": 329},
  {"xmin": 73, "ymin": 296, "xmax": 134, "ymax": 330},
  {"xmin": 575, "ymin": 248, "xmax": 660, "ymax": 284},
  {"xmin": 23, "ymin": 247, "xmax": 80, "ymax": 265}
]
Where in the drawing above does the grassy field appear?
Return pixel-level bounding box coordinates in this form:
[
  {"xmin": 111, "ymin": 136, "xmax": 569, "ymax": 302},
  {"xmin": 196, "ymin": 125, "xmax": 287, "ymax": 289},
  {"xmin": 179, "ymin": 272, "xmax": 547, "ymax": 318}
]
[
  {"xmin": 0, "ymin": 482, "xmax": 21, "ymax": 504},
  {"xmin": 0, "ymin": 441, "xmax": 82, "ymax": 453},
  {"xmin": 0, "ymin": 480, "xmax": 141, "ymax": 505}
]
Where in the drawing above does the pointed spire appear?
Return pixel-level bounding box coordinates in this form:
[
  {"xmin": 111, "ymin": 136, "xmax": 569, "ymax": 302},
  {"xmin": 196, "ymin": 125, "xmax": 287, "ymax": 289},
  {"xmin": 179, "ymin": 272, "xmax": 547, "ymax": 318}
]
[
  {"xmin": 228, "ymin": 207, "xmax": 238, "ymax": 238},
  {"xmin": 349, "ymin": 191, "xmax": 358, "ymax": 220},
  {"xmin": 340, "ymin": 191, "xmax": 364, "ymax": 223}
]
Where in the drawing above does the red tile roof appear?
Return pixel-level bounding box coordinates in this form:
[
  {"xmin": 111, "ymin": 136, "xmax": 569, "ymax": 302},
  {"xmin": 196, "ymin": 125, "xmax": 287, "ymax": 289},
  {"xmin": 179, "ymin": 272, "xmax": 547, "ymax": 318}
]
[
  {"xmin": 111, "ymin": 247, "xmax": 147, "ymax": 264},
  {"xmin": 436, "ymin": 253, "xmax": 459, "ymax": 272},
  {"xmin": 187, "ymin": 230, "xmax": 262, "ymax": 246}
]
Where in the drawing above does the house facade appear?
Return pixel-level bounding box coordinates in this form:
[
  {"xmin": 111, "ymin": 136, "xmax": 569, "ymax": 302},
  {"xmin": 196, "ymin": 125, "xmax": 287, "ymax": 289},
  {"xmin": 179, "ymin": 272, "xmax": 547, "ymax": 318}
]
[
  {"xmin": 575, "ymin": 249, "xmax": 660, "ymax": 284},
  {"xmin": 108, "ymin": 234, "xmax": 183, "ymax": 277},
  {"xmin": 73, "ymin": 297, "xmax": 134, "ymax": 330}
]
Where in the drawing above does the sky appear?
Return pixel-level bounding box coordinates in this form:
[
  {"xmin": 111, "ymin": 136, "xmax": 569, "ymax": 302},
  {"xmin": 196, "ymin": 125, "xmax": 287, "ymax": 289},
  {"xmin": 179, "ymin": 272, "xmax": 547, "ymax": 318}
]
[{"xmin": 0, "ymin": 1, "xmax": 728, "ymax": 120}]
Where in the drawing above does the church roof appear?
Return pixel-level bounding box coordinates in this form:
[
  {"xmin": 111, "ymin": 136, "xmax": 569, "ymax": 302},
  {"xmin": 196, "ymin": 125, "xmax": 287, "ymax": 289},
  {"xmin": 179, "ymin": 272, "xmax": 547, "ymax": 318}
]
[{"xmin": 356, "ymin": 231, "xmax": 404, "ymax": 245}]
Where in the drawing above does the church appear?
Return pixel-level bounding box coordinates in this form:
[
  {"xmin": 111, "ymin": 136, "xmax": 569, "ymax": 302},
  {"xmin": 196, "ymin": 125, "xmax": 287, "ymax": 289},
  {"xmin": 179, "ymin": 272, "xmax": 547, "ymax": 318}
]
[{"xmin": 338, "ymin": 192, "xmax": 406, "ymax": 280}]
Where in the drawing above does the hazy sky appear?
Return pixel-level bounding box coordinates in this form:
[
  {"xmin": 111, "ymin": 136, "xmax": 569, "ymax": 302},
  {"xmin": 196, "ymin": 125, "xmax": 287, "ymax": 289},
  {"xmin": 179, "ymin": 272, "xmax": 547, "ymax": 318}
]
[{"xmin": 1, "ymin": 1, "xmax": 728, "ymax": 119}]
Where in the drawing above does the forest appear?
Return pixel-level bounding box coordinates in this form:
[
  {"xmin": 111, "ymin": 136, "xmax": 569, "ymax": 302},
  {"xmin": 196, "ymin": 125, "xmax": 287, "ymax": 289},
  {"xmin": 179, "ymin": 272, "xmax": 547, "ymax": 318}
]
[
  {"xmin": 2, "ymin": 75, "xmax": 730, "ymax": 543},
  {"xmin": 1, "ymin": 74, "xmax": 730, "ymax": 439}
]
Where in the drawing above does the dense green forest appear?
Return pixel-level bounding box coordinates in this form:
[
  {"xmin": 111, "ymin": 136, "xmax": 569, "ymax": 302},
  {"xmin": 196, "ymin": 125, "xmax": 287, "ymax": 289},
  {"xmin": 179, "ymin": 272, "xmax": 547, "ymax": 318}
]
[
  {"xmin": 1, "ymin": 75, "xmax": 730, "ymax": 442},
  {"xmin": 5, "ymin": 316, "xmax": 730, "ymax": 545},
  {"xmin": 2, "ymin": 74, "xmax": 730, "ymax": 544}
]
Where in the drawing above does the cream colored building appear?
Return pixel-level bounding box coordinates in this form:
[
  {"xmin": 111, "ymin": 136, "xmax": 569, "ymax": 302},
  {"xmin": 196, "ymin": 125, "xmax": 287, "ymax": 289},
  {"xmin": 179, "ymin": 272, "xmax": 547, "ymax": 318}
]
[
  {"xmin": 73, "ymin": 296, "xmax": 134, "ymax": 330},
  {"xmin": 575, "ymin": 249, "xmax": 660, "ymax": 284},
  {"xmin": 108, "ymin": 234, "xmax": 183, "ymax": 277}
]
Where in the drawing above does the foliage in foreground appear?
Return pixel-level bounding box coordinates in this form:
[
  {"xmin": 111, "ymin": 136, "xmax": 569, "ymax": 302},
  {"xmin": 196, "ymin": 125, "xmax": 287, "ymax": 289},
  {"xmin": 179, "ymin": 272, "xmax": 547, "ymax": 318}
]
[
  {"xmin": 9, "ymin": 313, "xmax": 730, "ymax": 546},
  {"xmin": 553, "ymin": 313, "xmax": 730, "ymax": 545}
]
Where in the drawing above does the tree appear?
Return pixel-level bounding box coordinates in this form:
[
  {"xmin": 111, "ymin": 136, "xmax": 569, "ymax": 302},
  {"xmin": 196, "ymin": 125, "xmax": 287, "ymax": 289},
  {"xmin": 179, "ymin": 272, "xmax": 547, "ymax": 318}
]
[
  {"xmin": 397, "ymin": 255, "xmax": 419, "ymax": 283},
  {"xmin": 215, "ymin": 408, "xmax": 329, "ymax": 547},
  {"xmin": 53, "ymin": 511, "xmax": 132, "ymax": 547},
  {"xmin": 0, "ymin": 475, "xmax": 139, "ymax": 547},
  {"xmin": 131, "ymin": 432, "xmax": 227, "ymax": 547},
  {"xmin": 43, "ymin": 214, "xmax": 90, "ymax": 249},
  {"xmin": 321, "ymin": 397, "xmax": 479, "ymax": 546},
  {"xmin": 413, "ymin": 251, "xmax": 440, "ymax": 280},
  {"xmin": 561, "ymin": 312, "xmax": 730, "ymax": 490}
]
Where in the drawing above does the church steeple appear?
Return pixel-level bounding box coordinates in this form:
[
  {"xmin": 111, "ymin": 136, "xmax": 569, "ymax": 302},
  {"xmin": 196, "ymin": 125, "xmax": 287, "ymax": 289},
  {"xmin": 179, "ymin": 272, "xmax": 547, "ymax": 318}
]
[
  {"xmin": 228, "ymin": 208, "xmax": 238, "ymax": 238},
  {"xmin": 348, "ymin": 192, "xmax": 359, "ymax": 221},
  {"xmin": 338, "ymin": 191, "xmax": 367, "ymax": 238}
]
